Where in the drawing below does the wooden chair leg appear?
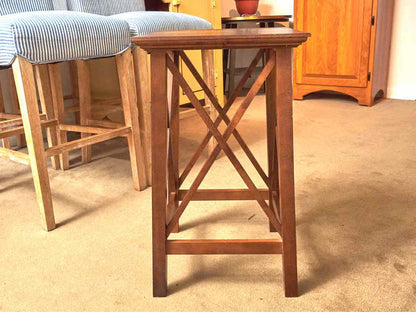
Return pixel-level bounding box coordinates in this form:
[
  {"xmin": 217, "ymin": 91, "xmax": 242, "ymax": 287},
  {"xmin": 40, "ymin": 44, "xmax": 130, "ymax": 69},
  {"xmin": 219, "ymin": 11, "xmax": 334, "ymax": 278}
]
[
  {"xmin": 12, "ymin": 57, "xmax": 56, "ymax": 231},
  {"xmin": 116, "ymin": 50, "xmax": 147, "ymax": 191},
  {"xmin": 8, "ymin": 68, "xmax": 25, "ymax": 148},
  {"xmin": 35, "ymin": 65, "xmax": 60, "ymax": 170},
  {"xmin": 75, "ymin": 60, "xmax": 92, "ymax": 164},
  {"xmin": 133, "ymin": 47, "xmax": 152, "ymax": 186},
  {"xmin": 0, "ymin": 80, "xmax": 11, "ymax": 149},
  {"xmin": 201, "ymin": 50, "xmax": 217, "ymax": 154},
  {"xmin": 68, "ymin": 61, "xmax": 81, "ymax": 124},
  {"xmin": 48, "ymin": 64, "xmax": 70, "ymax": 170}
]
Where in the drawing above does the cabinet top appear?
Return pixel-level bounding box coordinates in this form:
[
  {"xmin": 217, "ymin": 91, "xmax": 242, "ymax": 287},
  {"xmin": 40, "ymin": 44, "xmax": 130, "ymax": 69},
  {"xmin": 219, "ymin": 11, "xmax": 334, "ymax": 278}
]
[{"xmin": 133, "ymin": 27, "xmax": 310, "ymax": 51}]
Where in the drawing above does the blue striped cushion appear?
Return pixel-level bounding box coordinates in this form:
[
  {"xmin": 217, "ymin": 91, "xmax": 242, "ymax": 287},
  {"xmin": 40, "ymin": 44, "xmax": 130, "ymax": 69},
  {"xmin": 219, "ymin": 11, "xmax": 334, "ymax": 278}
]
[
  {"xmin": 0, "ymin": 0, "xmax": 54, "ymax": 15},
  {"xmin": 0, "ymin": 11, "xmax": 131, "ymax": 66},
  {"xmin": 67, "ymin": 0, "xmax": 145, "ymax": 16},
  {"xmin": 52, "ymin": 0, "xmax": 68, "ymax": 10},
  {"xmin": 112, "ymin": 11, "xmax": 212, "ymax": 37}
]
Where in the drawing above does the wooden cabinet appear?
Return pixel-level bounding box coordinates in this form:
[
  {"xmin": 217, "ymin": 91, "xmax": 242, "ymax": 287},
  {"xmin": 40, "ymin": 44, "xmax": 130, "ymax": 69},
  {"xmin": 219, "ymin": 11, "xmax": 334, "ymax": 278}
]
[{"xmin": 293, "ymin": 0, "xmax": 394, "ymax": 106}]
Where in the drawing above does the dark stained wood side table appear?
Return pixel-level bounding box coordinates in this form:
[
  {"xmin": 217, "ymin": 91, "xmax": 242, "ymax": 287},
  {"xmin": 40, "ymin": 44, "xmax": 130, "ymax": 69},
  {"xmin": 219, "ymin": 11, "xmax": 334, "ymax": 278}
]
[
  {"xmin": 222, "ymin": 15, "xmax": 292, "ymax": 96},
  {"xmin": 221, "ymin": 15, "xmax": 292, "ymax": 26},
  {"xmin": 133, "ymin": 27, "xmax": 310, "ymax": 297}
]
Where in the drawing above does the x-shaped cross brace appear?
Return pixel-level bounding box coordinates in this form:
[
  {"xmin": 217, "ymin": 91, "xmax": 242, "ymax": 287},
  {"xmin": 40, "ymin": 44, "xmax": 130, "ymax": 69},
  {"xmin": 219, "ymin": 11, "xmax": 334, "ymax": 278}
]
[{"xmin": 165, "ymin": 50, "xmax": 281, "ymax": 236}]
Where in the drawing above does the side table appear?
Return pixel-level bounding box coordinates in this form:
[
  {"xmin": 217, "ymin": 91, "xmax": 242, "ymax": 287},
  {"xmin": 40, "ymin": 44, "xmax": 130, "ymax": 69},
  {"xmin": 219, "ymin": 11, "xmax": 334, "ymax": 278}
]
[
  {"xmin": 222, "ymin": 15, "xmax": 292, "ymax": 97},
  {"xmin": 133, "ymin": 27, "xmax": 310, "ymax": 297}
]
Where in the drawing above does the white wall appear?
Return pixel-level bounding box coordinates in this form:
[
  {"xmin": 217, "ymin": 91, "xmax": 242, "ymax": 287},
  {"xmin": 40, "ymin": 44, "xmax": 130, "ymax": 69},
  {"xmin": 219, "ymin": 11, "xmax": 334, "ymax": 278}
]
[
  {"xmin": 222, "ymin": 0, "xmax": 416, "ymax": 101},
  {"xmin": 387, "ymin": 0, "xmax": 416, "ymax": 100}
]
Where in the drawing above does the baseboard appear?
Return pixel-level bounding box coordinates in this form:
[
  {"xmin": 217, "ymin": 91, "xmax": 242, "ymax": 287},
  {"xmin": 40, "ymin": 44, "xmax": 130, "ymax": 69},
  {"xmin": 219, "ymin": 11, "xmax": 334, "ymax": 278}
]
[{"xmin": 387, "ymin": 86, "xmax": 416, "ymax": 101}]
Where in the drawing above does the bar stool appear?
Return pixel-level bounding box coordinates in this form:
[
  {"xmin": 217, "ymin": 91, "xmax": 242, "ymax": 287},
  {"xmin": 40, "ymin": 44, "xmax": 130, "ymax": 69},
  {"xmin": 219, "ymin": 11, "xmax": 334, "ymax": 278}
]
[
  {"xmin": 133, "ymin": 27, "xmax": 310, "ymax": 297},
  {"xmin": 66, "ymin": 0, "xmax": 215, "ymax": 186},
  {"xmin": 0, "ymin": 8, "xmax": 146, "ymax": 231}
]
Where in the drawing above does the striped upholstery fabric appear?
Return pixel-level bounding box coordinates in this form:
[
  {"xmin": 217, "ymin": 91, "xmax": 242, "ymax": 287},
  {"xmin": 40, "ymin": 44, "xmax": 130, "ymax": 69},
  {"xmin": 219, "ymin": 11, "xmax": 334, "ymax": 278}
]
[
  {"xmin": 66, "ymin": 0, "xmax": 146, "ymax": 16},
  {"xmin": 0, "ymin": 0, "xmax": 54, "ymax": 15},
  {"xmin": 0, "ymin": 11, "xmax": 131, "ymax": 66},
  {"xmin": 66, "ymin": 0, "xmax": 212, "ymax": 37},
  {"xmin": 52, "ymin": 0, "xmax": 68, "ymax": 10},
  {"xmin": 112, "ymin": 11, "xmax": 212, "ymax": 37}
]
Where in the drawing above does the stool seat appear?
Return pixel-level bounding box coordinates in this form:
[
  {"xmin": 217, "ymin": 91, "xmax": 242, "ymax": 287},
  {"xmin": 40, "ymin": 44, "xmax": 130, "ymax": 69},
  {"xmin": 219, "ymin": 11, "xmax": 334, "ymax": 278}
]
[
  {"xmin": 112, "ymin": 11, "xmax": 212, "ymax": 37},
  {"xmin": 66, "ymin": 0, "xmax": 146, "ymax": 15},
  {"xmin": 0, "ymin": 11, "xmax": 130, "ymax": 66}
]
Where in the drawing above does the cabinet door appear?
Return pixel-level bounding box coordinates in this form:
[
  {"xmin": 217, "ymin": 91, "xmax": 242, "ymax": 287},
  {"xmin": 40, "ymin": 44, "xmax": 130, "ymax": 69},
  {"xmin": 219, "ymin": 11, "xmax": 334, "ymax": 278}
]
[
  {"xmin": 294, "ymin": 0, "xmax": 373, "ymax": 87},
  {"xmin": 172, "ymin": 0, "xmax": 224, "ymax": 105}
]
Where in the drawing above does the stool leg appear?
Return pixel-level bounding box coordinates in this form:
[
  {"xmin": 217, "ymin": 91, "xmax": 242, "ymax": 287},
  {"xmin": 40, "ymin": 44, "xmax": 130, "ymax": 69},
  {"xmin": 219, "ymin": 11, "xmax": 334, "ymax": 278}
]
[
  {"xmin": 273, "ymin": 48, "xmax": 298, "ymax": 297},
  {"xmin": 8, "ymin": 68, "xmax": 25, "ymax": 148},
  {"xmin": 201, "ymin": 50, "xmax": 217, "ymax": 154},
  {"xmin": 75, "ymin": 60, "xmax": 92, "ymax": 165},
  {"xmin": 68, "ymin": 61, "xmax": 81, "ymax": 124},
  {"xmin": 35, "ymin": 65, "xmax": 60, "ymax": 170},
  {"xmin": 151, "ymin": 51, "xmax": 168, "ymax": 297},
  {"xmin": 133, "ymin": 47, "xmax": 152, "ymax": 186},
  {"xmin": 0, "ymin": 81, "xmax": 11, "ymax": 149},
  {"xmin": 12, "ymin": 57, "xmax": 56, "ymax": 231},
  {"xmin": 48, "ymin": 64, "xmax": 70, "ymax": 170},
  {"xmin": 116, "ymin": 50, "xmax": 147, "ymax": 191}
]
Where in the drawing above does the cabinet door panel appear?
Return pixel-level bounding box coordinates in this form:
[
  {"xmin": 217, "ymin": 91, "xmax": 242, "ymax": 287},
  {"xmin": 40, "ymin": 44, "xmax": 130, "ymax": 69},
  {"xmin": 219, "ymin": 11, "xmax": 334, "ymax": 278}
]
[{"xmin": 295, "ymin": 0, "xmax": 373, "ymax": 87}]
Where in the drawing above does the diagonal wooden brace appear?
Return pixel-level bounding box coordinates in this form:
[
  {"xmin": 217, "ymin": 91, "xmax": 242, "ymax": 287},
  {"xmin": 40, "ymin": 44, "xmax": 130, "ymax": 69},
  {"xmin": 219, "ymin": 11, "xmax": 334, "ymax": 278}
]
[
  {"xmin": 178, "ymin": 51, "xmax": 269, "ymax": 186},
  {"xmin": 179, "ymin": 49, "xmax": 265, "ymax": 186}
]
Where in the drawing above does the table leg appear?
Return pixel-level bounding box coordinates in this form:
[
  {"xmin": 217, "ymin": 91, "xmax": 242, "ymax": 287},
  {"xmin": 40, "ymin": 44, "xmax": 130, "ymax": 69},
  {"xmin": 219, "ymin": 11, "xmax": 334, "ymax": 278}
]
[
  {"xmin": 168, "ymin": 52, "xmax": 180, "ymax": 233},
  {"xmin": 265, "ymin": 50, "xmax": 279, "ymax": 233},
  {"xmin": 274, "ymin": 48, "xmax": 298, "ymax": 297},
  {"xmin": 151, "ymin": 51, "xmax": 168, "ymax": 297}
]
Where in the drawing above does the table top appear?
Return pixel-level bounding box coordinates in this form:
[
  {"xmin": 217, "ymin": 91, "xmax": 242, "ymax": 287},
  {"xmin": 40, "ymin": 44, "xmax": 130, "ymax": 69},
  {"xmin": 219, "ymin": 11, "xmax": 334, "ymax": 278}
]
[
  {"xmin": 133, "ymin": 28, "xmax": 310, "ymax": 51},
  {"xmin": 222, "ymin": 15, "xmax": 292, "ymax": 24}
]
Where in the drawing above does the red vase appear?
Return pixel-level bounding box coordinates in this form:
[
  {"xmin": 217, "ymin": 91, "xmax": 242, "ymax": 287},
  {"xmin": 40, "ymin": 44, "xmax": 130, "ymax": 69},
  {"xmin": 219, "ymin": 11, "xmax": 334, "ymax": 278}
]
[{"xmin": 235, "ymin": 0, "xmax": 259, "ymax": 16}]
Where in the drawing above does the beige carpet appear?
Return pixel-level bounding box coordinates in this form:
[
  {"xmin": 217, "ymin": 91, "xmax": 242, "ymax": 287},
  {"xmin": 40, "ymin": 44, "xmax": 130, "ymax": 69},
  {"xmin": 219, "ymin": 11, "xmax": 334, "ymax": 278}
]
[{"xmin": 1, "ymin": 96, "xmax": 415, "ymax": 312}]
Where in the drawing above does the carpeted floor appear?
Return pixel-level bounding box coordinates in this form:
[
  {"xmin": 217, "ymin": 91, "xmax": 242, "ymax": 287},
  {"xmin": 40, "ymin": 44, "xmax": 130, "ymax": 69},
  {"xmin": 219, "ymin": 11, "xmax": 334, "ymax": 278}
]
[{"xmin": 1, "ymin": 96, "xmax": 415, "ymax": 312}]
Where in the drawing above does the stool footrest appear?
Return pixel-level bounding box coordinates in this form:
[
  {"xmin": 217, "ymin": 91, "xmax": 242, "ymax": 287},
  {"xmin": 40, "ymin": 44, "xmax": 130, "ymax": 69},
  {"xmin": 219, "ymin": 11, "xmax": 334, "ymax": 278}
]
[
  {"xmin": 0, "ymin": 113, "xmax": 22, "ymax": 120},
  {"xmin": 64, "ymin": 105, "xmax": 80, "ymax": 114},
  {"xmin": 167, "ymin": 239, "xmax": 283, "ymax": 255},
  {"xmin": 45, "ymin": 126, "xmax": 130, "ymax": 157},
  {"xmin": 0, "ymin": 119, "xmax": 57, "ymax": 139},
  {"xmin": 0, "ymin": 147, "xmax": 30, "ymax": 165},
  {"xmin": 178, "ymin": 189, "xmax": 270, "ymax": 201},
  {"xmin": 59, "ymin": 124, "xmax": 117, "ymax": 135},
  {"xmin": 0, "ymin": 114, "xmax": 46, "ymax": 129},
  {"xmin": 87, "ymin": 119, "xmax": 124, "ymax": 129}
]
